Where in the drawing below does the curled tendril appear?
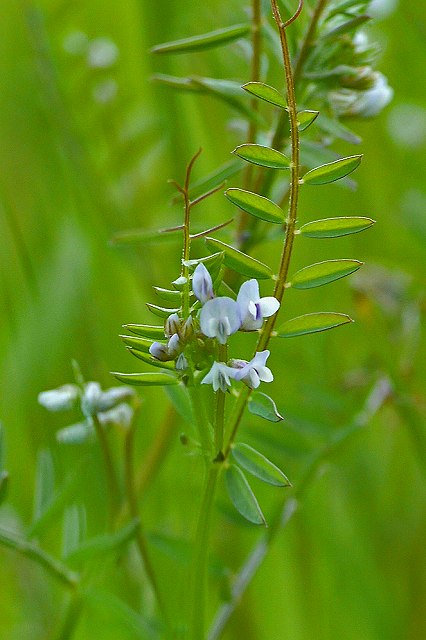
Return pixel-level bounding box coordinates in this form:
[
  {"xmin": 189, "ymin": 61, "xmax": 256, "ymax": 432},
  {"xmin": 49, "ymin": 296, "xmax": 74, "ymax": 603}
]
[
  {"xmin": 284, "ymin": 0, "xmax": 304, "ymax": 27},
  {"xmin": 272, "ymin": 0, "xmax": 304, "ymax": 29}
]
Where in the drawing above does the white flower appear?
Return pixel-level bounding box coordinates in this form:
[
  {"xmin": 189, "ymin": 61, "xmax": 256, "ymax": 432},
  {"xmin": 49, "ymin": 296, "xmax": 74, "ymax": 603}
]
[
  {"xmin": 38, "ymin": 384, "xmax": 79, "ymax": 412},
  {"xmin": 192, "ymin": 263, "xmax": 215, "ymax": 304},
  {"xmin": 233, "ymin": 351, "xmax": 274, "ymax": 389},
  {"xmin": 199, "ymin": 297, "xmax": 241, "ymax": 344},
  {"xmin": 329, "ymin": 72, "xmax": 393, "ymax": 119},
  {"xmin": 201, "ymin": 361, "xmax": 238, "ymax": 392},
  {"xmin": 236, "ymin": 280, "xmax": 280, "ymax": 331}
]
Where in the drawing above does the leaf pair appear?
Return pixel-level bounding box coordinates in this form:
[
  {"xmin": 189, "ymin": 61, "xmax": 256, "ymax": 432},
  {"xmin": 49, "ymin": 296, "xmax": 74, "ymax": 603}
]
[{"xmin": 226, "ymin": 443, "xmax": 291, "ymax": 526}]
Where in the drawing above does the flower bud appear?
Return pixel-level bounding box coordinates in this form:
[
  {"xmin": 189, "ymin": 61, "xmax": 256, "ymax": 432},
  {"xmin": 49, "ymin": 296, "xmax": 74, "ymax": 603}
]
[
  {"xmin": 192, "ymin": 263, "xmax": 214, "ymax": 304},
  {"xmin": 181, "ymin": 315, "xmax": 194, "ymax": 342},
  {"xmin": 176, "ymin": 353, "xmax": 189, "ymax": 371},
  {"xmin": 165, "ymin": 313, "xmax": 181, "ymax": 338},
  {"xmin": 149, "ymin": 341, "xmax": 172, "ymax": 361}
]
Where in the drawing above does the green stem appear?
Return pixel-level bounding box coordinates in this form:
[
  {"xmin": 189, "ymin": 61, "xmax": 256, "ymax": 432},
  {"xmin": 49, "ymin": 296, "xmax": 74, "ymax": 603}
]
[
  {"xmin": 225, "ymin": 0, "xmax": 302, "ymax": 457},
  {"xmin": 92, "ymin": 414, "xmax": 121, "ymax": 530},
  {"xmin": 215, "ymin": 344, "xmax": 228, "ymax": 455},
  {"xmin": 189, "ymin": 382, "xmax": 213, "ymax": 459},
  {"xmin": 181, "ymin": 149, "xmax": 202, "ymax": 318},
  {"xmin": 0, "ymin": 526, "xmax": 78, "ymax": 588},
  {"xmin": 189, "ymin": 464, "xmax": 220, "ymax": 640},
  {"xmin": 53, "ymin": 592, "xmax": 83, "ymax": 640},
  {"xmin": 123, "ymin": 424, "xmax": 168, "ymax": 620}
]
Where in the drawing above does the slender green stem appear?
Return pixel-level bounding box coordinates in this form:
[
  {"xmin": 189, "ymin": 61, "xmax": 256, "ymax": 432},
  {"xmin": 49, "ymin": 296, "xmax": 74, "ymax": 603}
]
[
  {"xmin": 188, "ymin": 464, "xmax": 220, "ymax": 640},
  {"xmin": 52, "ymin": 592, "xmax": 83, "ymax": 640},
  {"xmin": 123, "ymin": 424, "xmax": 168, "ymax": 620},
  {"xmin": 0, "ymin": 526, "xmax": 78, "ymax": 588},
  {"xmin": 181, "ymin": 149, "xmax": 202, "ymax": 318},
  {"xmin": 189, "ymin": 381, "xmax": 213, "ymax": 459},
  {"xmin": 215, "ymin": 344, "xmax": 228, "ymax": 455},
  {"xmin": 225, "ymin": 0, "xmax": 302, "ymax": 458},
  {"xmin": 92, "ymin": 414, "xmax": 121, "ymax": 530}
]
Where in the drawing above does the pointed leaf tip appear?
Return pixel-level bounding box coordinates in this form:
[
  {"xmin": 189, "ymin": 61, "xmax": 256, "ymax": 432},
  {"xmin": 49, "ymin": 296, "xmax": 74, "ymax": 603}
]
[
  {"xmin": 225, "ymin": 465, "xmax": 266, "ymax": 525},
  {"xmin": 248, "ymin": 392, "xmax": 283, "ymax": 422},
  {"xmin": 301, "ymin": 155, "xmax": 362, "ymax": 185}
]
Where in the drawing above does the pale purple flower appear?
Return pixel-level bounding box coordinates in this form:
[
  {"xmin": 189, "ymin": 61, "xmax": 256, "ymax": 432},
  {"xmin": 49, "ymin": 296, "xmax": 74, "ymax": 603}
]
[
  {"xmin": 192, "ymin": 263, "xmax": 214, "ymax": 304},
  {"xmin": 233, "ymin": 350, "xmax": 274, "ymax": 389},
  {"xmin": 237, "ymin": 280, "xmax": 280, "ymax": 331},
  {"xmin": 149, "ymin": 334, "xmax": 182, "ymax": 361},
  {"xmin": 199, "ymin": 297, "xmax": 241, "ymax": 344},
  {"xmin": 201, "ymin": 361, "xmax": 238, "ymax": 392}
]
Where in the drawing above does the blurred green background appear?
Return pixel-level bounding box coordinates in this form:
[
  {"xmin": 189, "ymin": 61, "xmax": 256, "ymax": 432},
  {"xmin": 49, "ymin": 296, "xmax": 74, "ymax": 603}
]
[{"xmin": 0, "ymin": 0, "xmax": 425, "ymax": 638}]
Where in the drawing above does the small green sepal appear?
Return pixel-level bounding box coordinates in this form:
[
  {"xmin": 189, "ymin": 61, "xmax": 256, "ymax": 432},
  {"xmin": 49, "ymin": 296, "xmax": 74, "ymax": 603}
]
[
  {"xmin": 153, "ymin": 287, "xmax": 182, "ymax": 303},
  {"xmin": 126, "ymin": 348, "xmax": 176, "ymax": 370},
  {"xmin": 276, "ymin": 312, "xmax": 353, "ymax": 337},
  {"xmin": 225, "ymin": 464, "xmax": 266, "ymax": 525},
  {"xmin": 146, "ymin": 303, "xmax": 181, "ymax": 319},
  {"xmin": 242, "ymin": 82, "xmax": 286, "ymax": 108},
  {"xmin": 232, "ymin": 443, "xmax": 290, "ymax": 487},
  {"xmin": 120, "ymin": 335, "xmax": 158, "ymax": 353}
]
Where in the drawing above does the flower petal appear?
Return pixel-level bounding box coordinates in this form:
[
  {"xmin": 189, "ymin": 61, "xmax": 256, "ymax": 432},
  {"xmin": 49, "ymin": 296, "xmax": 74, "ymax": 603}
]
[
  {"xmin": 259, "ymin": 296, "xmax": 280, "ymax": 318},
  {"xmin": 192, "ymin": 263, "xmax": 214, "ymax": 304},
  {"xmin": 200, "ymin": 297, "xmax": 241, "ymax": 343}
]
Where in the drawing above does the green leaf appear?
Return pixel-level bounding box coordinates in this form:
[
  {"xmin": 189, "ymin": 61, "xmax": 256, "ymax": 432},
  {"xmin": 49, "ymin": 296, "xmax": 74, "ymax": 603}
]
[
  {"xmin": 232, "ymin": 443, "xmax": 291, "ymax": 487},
  {"xmin": 290, "ymin": 259, "xmax": 363, "ymax": 289},
  {"xmin": 153, "ymin": 287, "xmax": 182, "ymax": 303},
  {"xmin": 146, "ymin": 303, "xmax": 181, "ymax": 319},
  {"xmin": 232, "ymin": 144, "xmax": 290, "ymax": 169},
  {"xmin": 126, "ymin": 348, "xmax": 176, "ymax": 371},
  {"xmin": 111, "ymin": 372, "xmax": 179, "ymax": 386},
  {"xmin": 33, "ymin": 449, "xmax": 55, "ymax": 523},
  {"xmin": 301, "ymin": 155, "xmax": 362, "ymax": 185},
  {"xmin": 122, "ymin": 324, "xmax": 165, "ymax": 339},
  {"xmin": 242, "ymin": 81, "xmax": 286, "ymax": 108},
  {"xmin": 62, "ymin": 504, "xmax": 86, "ymax": 557},
  {"xmin": 120, "ymin": 335, "xmax": 158, "ymax": 353},
  {"xmin": 151, "ymin": 23, "xmax": 250, "ymax": 54},
  {"xmin": 297, "ymin": 110, "xmax": 319, "ymax": 131},
  {"xmin": 299, "ymin": 216, "xmax": 375, "ymax": 238},
  {"xmin": 164, "ymin": 385, "xmax": 195, "ymax": 426},
  {"xmin": 65, "ymin": 519, "xmax": 139, "ymax": 565},
  {"xmin": 225, "ymin": 188, "xmax": 285, "ymax": 224},
  {"xmin": 225, "ymin": 465, "xmax": 266, "ymax": 525},
  {"xmin": 205, "ymin": 237, "xmax": 273, "ymax": 279},
  {"xmin": 248, "ymin": 391, "xmax": 283, "ymax": 423},
  {"xmin": 110, "ymin": 227, "xmax": 183, "ymax": 246},
  {"xmin": 276, "ymin": 312, "xmax": 353, "ymax": 337}
]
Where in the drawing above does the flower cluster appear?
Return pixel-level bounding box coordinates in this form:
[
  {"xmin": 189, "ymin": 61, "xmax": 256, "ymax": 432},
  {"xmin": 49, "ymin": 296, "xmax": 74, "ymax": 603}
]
[
  {"xmin": 149, "ymin": 263, "xmax": 280, "ymax": 392},
  {"xmin": 38, "ymin": 381, "xmax": 136, "ymax": 443}
]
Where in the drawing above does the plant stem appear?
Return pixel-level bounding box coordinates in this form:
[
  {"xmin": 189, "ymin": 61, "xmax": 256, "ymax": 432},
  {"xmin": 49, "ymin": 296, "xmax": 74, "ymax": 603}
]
[
  {"xmin": 188, "ymin": 463, "xmax": 220, "ymax": 640},
  {"xmin": 0, "ymin": 526, "xmax": 78, "ymax": 588},
  {"xmin": 225, "ymin": 0, "xmax": 302, "ymax": 457},
  {"xmin": 123, "ymin": 424, "xmax": 168, "ymax": 620},
  {"xmin": 181, "ymin": 149, "xmax": 202, "ymax": 318},
  {"xmin": 92, "ymin": 414, "xmax": 120, "ymax": 530}
]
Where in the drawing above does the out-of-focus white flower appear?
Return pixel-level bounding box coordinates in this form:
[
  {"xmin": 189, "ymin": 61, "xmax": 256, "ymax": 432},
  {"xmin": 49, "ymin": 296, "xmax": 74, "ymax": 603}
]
[
  {"xmin": 237, "ymin": 280, "xmax": 280, "ymax": 331},
  {"xmin": 233, "ymin": 351, "xmax": 273, "ymax": 389},
  {"xmin": 87, "ymin": 37, "xmax": 119, "ymax": 68},
  {"xmin": 199, "ymin": 297, "xmax": 241, "ymax": 344},
  {"xmin": 98, "ymin": 403, "xmax": 134, "ymax": 430},
  {"xmin": 38, "ymin": 384, "xmax": 79, "ymax": 412},
  {"xmin": 192, "ymin": 263, "xmax": 215, "ymax": 304},
  {"xmin": 201, "ymin": 361, "xmax": 238, "ymax": 392},
  {"xmin": 82, "ymin": 382, "xmax": 134, "ymax": 416},
  {"xmin": 329, "ymin": 72, "xmax": 393, "ymax": 119}
]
